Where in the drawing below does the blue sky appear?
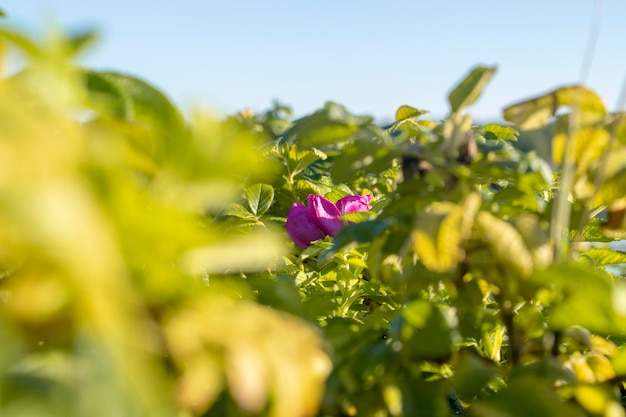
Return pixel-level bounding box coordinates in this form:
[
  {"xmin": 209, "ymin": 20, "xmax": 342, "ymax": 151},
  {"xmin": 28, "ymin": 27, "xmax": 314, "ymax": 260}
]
[{"xmin": 5, "ymin": 1, "xmax": 626, "ymax": 121}]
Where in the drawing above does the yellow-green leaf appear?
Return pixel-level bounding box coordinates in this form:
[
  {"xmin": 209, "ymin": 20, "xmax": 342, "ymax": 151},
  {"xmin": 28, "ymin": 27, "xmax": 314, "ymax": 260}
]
[
  {"xmin": 503, "ymin": 85, "xmax": 606, "ymax": 130},
  {"xmin": 395, "ymin": 105, "xmax": 428, "ymax": 122},
  {"xmin": 448, "ymin": 66, "xmax": 496, "ymax": 113},
  {"xmin": 476, "ymin": 212, "xmax": 534, "ymax": 278}
]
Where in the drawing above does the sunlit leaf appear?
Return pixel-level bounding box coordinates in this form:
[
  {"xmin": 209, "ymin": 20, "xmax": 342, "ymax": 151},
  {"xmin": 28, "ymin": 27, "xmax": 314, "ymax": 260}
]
[
  {"xmin": 476, "ymin": 211, "xmax": 534, "ymax": 278},
  {"xmin": 0, "ymin": 27, "xmax": 41, "ymax": 57},
  {"xmin": 181, "ymin": 231, "xmax": 284, "ymax": 274},
  {"xmin": 503, "ymin": 85, "xmax": 606, "ymax": 130},
  {"xmin": 395, "ymin": 105, "xmax": 428, "ymax": 122},
  {"xmin": 552, "ymin": 127, "xmax": 609, "ymax": 170},
  {"xmin": 574, "ymin": 384, "xmax": 624, "ymax": 417},
  {"xmin": 580, "ymin": 248, "xmax": 626, "ymax": 267},
  {"xmin": 164, "ymin": 294, "xmax": 332, "ymax": 417},
  {"xmin": 81, "ymin": 70, "xmax": 187, "ymax": 159},
  {"xmin": 288, "ymin": 145, "xmax": 327, "ymax": 178},
  {"xmin": 448, "ymin": 66, "xmax": 496, "ymax": 113},
  {"xmin": 412, "ymin": 195, "xmax": 481, "ymax": 273},
  {"xmin": 482, "ymin": 123, "xmax": 519, "ymax": 141},
  {"xmin": 533, "ymin": 264, "xmax": 625, "ymax": 335},
  {"xmin": 412, "ymin": 209, "xmax": 461, "ymax": 273}
]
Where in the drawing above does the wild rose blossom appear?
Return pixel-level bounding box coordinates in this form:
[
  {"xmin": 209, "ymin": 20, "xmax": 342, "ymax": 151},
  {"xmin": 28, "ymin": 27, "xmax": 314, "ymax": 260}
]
[{"xmin": 286, "ymin": 194, "xmax": 372, "ymax": 248}]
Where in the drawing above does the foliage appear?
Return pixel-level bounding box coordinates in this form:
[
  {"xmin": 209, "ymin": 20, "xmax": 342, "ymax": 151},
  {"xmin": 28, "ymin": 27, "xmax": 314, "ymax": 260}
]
[{"xmin": 1, "ymin": 22, "xmax": 626, "ymax": 417}]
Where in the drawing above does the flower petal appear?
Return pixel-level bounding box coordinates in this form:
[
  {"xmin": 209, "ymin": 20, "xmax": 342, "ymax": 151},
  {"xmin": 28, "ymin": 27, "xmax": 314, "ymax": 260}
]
[
  {"xmin": 336, "ymin": 195, "xmax": 372, "ymax": 214},
  {"xmin": 286, "ymin": 202, "xmax": 325, "ymax": 248},
  {"xmin": 307, "ymin": 194, "xmax": 343, "ymax": 236}
]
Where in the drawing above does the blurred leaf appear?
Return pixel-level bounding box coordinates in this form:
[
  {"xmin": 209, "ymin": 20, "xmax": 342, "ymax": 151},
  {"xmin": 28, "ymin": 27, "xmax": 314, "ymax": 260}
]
[
  {"xmin": 472, "ymin": 376, "xmax": 587, "ymax": 417},
  {"xmin": 164, "ymin": 294, "xmax": 331, "ymax": 417},
  {"xmin": 593, "ymin": 149, "xmax": 626, "ymax": 207},
  {"xmin": 611, "ymin": 346, "xmax": 626, "ymax": 376},
  {"xmin": 482, "ymin": 123, "xmax": 519, "ymax": 141},
  {"xmin": 477, "ymin": 211, "xmax": 534, "ymax": 278},
  {"xmin": 574, "ymin": 384, "xmax": 624, "ymax": 417},
  {"xmin": 533, "ymin": 264, "xmax": 625, "ymax": 335},
  {"xmin": 0, "ymin": 27, "xmax": 41, "ymax": 57},
  {"xmin": 331, "ymin": 140, "xmax": 399, "ymax": 183},
  {"xmin": 412, "ymin": 209, "xmax": 462, "ymax": 273},
  {"xmin": 382, "ymin": 378, "xmax": 449, "ymax": 417},
  {"xmin": 391, "ymin": 300, "xmax": 455, "ymax": 360},
  {"xmin": 331, "ymin": 219, "xmax": 394, "ymax": 252},
  {"xmin": 81, "ymin": 70, "xmax": 187, "ymax": 159},
  {"xmin": 503, "ymin": 85, "xmax": 606, "ymax": 130},
  {"xmin": 281, "ymin": 102, "xmax": 373, "ymax": 148},
  {"xmin": 452, "ymin": 351, "xmax": 499, "ymax": 402},
  {"xmin": 552, "ymin": 127, "xmax": 609, "ymax": 170},
  {"xmin": 181, "ymin": 231, "xmax": 284, "ymax": 274},
  {"xmin": 412, "ymin": 195, "xmax": 481, "ymax": 273},
  {"xmin": 245, "ymin": 183, "xmax": 274, "ymax": 216},
  {"xmin": 395, "ymin": 105, "xmax": 428, "ymax": 122},
  {"xmin": 67, "ymin": 29, "xmax": 98, "ymax": 56},
  {"xmin": 448, "ymin": 66, "xmax": 496, "ymax": 113}
]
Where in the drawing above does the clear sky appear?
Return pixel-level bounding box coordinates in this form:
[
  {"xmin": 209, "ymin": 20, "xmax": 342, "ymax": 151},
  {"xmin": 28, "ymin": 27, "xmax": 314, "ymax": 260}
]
[{"xmin": 4, "ymin": 1, "xmax": 626, "ymax": 121}]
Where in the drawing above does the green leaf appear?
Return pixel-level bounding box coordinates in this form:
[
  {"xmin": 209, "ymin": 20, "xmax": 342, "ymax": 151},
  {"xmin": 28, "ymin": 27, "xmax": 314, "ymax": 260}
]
[
  {"xmin": 391, "ymin": 300, "xmax": 455, "ymax": 360},
  {"xmin": 472, "ymin": 376, "xmax": 587, "ymax": 417},
  {"xmin": 580, "ymin": 248, "xmax": 626, "ymax": 267},
  {"xmin": 287, "ymin": 145, "xmax": 327, "ymax": 178},
  {"xmin": 448, "ymin": 66, "xmax": 497, "ymax": 113},
  {"xmin": 577, "ymin": 218, "xmax": 618, "ymax": 242},
  {"xmin": 452, "ymin": 351, "xmax": 499, "ymax": 402},
  {"xmin": 331, "ymin": 140, "xmax": 399, "ymax": 184},
  {"xmin": 533, "ymin": 264, "xmax": 626, "ymax": 335},
  {"xmin": 67, "ymin": 29, "xmax": 98, "ymax": 57},
  {"xmin": 341, "ymin": 211, "xmax": 372, "ymax": 223},
  {"xmin": 610, "ymin": 346, "xmax": 626, "ymax": 376},
  {"xmin": 281, "ymin": 102, "xmax": 373, "ymax": 148},
  {"xmin": 245, "ymin": 184, "xmax": 274, "ymax": 216},
  {"xmin": 482, "ymin": 123, "xmax": 519, "ymax": 141},
  {"xmin": 381, "ymin": 378, "xmax": 449, "ymax": 417},
  {"xmin": 221, "ymin": 203, "xmax": 255, "ymax": 219},
  {"xmin": 0, "ymin": 27, "xmax": 41, "ymax": 57},
  {"xmin": 394, "ymin": 105, "xmax": 428, "ymax": 122},
  {"xmin": 81, "ymin": 70, "xmax": 187, "ymax": 158},
  {"xmin": 503, "ymin": 85, "xmax": 606, "ymax": 130}
]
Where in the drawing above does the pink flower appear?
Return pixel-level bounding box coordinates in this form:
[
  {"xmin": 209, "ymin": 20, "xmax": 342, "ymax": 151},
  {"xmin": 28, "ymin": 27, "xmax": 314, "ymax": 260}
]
[{"xmin": 286, "ymin": 194, "xmax": 372, "ymax": 248}]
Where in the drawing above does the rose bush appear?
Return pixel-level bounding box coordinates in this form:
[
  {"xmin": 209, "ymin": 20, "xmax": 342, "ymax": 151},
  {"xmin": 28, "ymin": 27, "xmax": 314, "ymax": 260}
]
[{"xmin": 286, "ymin": 194, "xmax": 372, "ymax": 248}]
